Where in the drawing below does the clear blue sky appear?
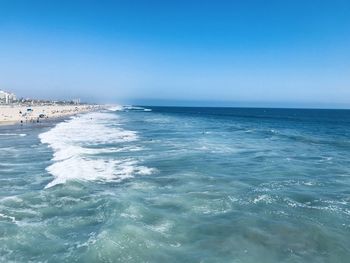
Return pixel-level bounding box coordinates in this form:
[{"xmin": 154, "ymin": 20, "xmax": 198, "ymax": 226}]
[{"xmin": 0, "ymin": 0, "xmax": 349, "ymax": 107}]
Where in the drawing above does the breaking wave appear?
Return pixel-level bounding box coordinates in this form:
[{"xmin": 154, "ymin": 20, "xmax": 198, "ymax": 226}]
[
  {"xmin": 39, "ymin": 112, "xmax": 154, "ymax": 188},
  {"xmin": 0, "ymin": 133, "xmax": 27, "ymax": 137},
  {"xmin": 107, "ymin": 105, "xmax": 124, "ymax": 112},
  {"xmin": 123, "ymin": 105, "xmax": 152, "ymax": 112}
]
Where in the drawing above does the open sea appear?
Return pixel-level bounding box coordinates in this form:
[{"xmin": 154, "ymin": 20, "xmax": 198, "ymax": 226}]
[{"xmin": 1, "ymin": 106, "xmax": 350, "ymax": 262}]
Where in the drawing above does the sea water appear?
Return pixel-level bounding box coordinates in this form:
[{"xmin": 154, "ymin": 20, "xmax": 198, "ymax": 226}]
[{"xmin": 0, "ymin": 107, "xmax": 350, "ymax": 262}]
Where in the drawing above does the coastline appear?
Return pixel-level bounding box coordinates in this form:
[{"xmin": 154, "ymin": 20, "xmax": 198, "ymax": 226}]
[{"xmin": 0, "ymin": 104, "xmax": 103, "ymax": 126}]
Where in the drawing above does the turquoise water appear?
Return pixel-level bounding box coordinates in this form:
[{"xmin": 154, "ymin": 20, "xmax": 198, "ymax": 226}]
[{"xmin": 1, "ymin": 106, "xmax": 350, "ymax": 262}]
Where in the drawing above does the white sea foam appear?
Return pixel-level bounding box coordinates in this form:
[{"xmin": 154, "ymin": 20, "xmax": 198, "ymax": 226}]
[
  {"xmin": 123, "ymin": 105, "xmax": 143, "ymax": 110},
  {"xmin": 146, "ymin": 221, "xmax": 173, "ymax": 235},
  {"xmin": 39, "ymin": 112, "xmax": 154, "ymax": 188},
  {"xmin": 123, "ymin": 105, "xmax": 152, "ymax": 112},
  {"xmin": 252, "ymin": 194, "xmax": 273, "ymax": 204},
  {"xmin": 0, "ymin": 213, "xmax": 16, "ymax": 223},
  {"xmin": 0, "ymin": 133, "xmax": 27, "ymax": 137},
  {"xmin": 107, "ymin": 105, "xmax": 124, "ymax": 111}
]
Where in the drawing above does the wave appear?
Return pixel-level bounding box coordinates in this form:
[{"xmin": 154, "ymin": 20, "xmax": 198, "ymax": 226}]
[
  {"xmin": 0, "ymin": 213, "xmax": 17, "ymax": 223},
  {"xmin": 39, "ymin": 112, "xmax": 154, "ymax": 188},
  {"xmin": 107, "ymin": 105, "xmax": 124, "ymax": 112},
  {"xmin": 0, "ymin": 133, "xmax": 27, "ymax": 137},
  {"xmin": 123, "ymin": 105, "xmax": 152, "ymax": 112},
  {"xmin": 265, "ymin": 129, "xmax": 350, "ymax": 148},
  {"xmin": 107, "ymin": 105, "xmax": 152, "ymax": 112}
]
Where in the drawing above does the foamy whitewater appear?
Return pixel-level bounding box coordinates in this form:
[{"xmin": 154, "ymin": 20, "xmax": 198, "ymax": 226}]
[
  {"xmin": 39, "ymin": 112, "xmax": 153, "ymax": 188},
  {"xmin": 1, "ymin": 107, "xmax": 350, "ymax": 262}
]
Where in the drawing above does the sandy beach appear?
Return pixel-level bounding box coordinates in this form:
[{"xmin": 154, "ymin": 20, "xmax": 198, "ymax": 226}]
[{"xmin": 0, "ymin": 104, "xmax": 100, "ymax": 125}]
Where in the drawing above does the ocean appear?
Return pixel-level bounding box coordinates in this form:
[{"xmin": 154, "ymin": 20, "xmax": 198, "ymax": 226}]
[{"xmin": 0, "ymin": 106, "xmax": 350, "ymax": 262}]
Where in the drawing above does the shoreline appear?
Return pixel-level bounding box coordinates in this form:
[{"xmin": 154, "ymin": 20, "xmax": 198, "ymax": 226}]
[{"xmin": 0, "ymin": 104, "xmax": 103, "ymax": 126}]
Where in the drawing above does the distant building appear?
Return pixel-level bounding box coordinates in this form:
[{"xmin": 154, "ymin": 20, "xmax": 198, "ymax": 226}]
[
  {"xmin": 0, "ymin": 90, "xmax": 17, "ymax": 104},
  {"xmin": 72, "ymin": 98, "xmax": 81, "ymax": 105}
]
